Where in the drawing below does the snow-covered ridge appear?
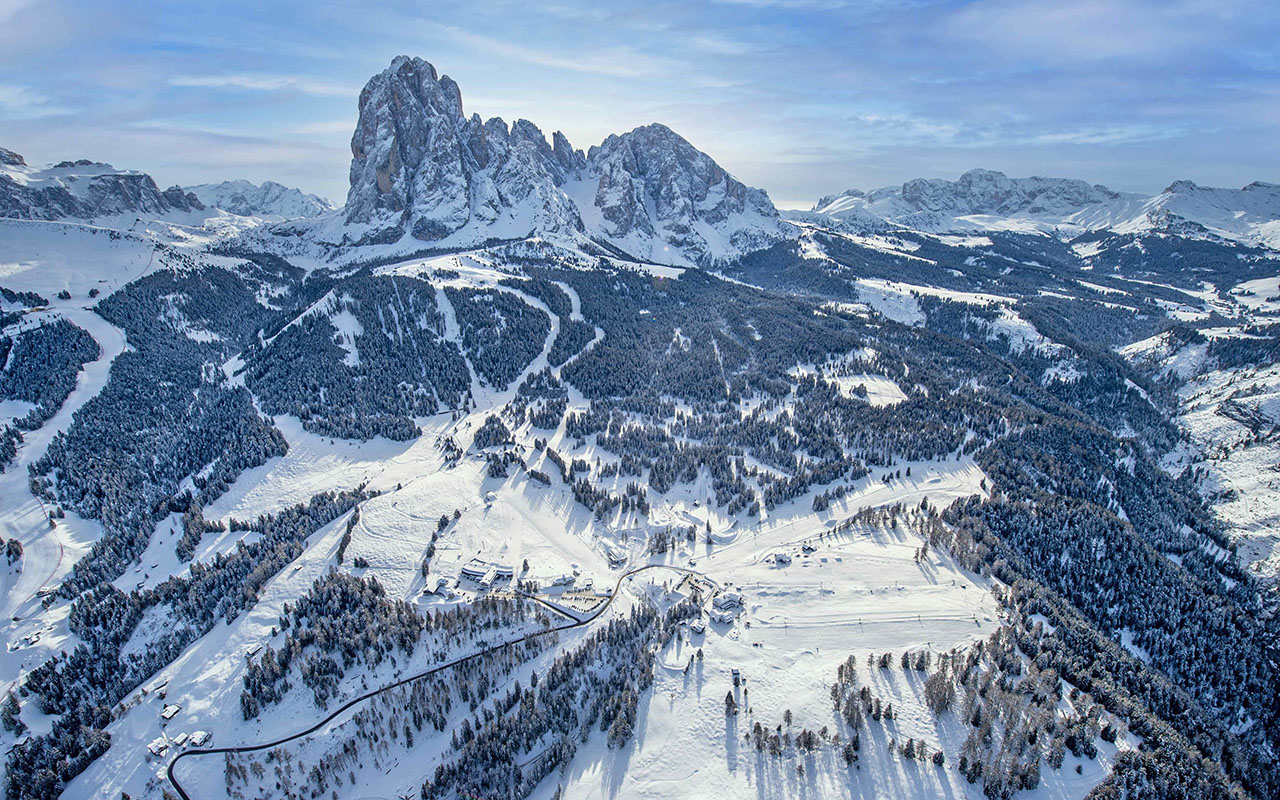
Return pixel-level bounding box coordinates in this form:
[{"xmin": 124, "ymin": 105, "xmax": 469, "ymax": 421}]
[
  {"xmin": 1, "ymin": 147, "xmax": 205, "ymax": 221},
  {"xmin": 185, "ymin": 179, "xmax": 334, "ymax": 220},
  {"xmin": 810, "ymin": 168, "xmax": 1280, "ymax": 248},
  {"xmin": 815, "ymin": 168, "xmax": 1123, "ymax": 221}
]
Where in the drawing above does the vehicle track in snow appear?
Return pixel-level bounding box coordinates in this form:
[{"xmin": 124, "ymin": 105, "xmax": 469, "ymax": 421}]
[{"xmin": 167, "ymin": 563, "xmax": 704, "ymax": 800}]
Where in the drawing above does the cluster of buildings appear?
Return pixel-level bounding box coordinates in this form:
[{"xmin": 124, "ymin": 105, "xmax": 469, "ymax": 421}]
[
  {"xmin": 709, "ymin": 591, "xmax": 744, "ymax": 624},
  {"xmin": 767, "ymin": 542, "xmax": 818, "ymax": 567},
  {"xmin": 145, "ymin": 699, "xmax": 212, "ymax": 758},
  {"xmin": 680, "ymin": 588, "xmax": 746, "ymax": 632},
  {"xmin": 458, "ymin": 558, "xmax": 514, "ymax": 589},
  {"xmin": 148, "ymin": 729, "xmax": 211, "ymax": 758},
  {"xmin": 424, "ymin": 553, "xmax": 595, "ymax": 599}
]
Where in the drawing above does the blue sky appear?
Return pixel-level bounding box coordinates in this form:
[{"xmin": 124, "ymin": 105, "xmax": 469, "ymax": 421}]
[{"xmin": 1, "ymin": 0, "xmax": 1276, "ymax": 208}]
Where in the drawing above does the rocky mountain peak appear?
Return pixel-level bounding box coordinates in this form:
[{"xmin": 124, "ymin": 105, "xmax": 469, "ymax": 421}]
[
  {"xmin": 339, "ymin": 57, "xmax": 785, "ymax": 264},
  {"xmin": 808, "ymin": 167, "xmax": 1280, "ymax": 248},
  {"xmin": 582, "ymin": 123, "xmax": 783, "ymax": 263},
  {"xmin": 812, "ymin": 188, "xmax": 865, "ymax": 211},
  {"xmin": 344, "ymin": 56, "xmax": 584, "ymax": 245},
  {"xmin": 812, "ymin": 168, "xmax": 1127, "ymax": 232},
  {"xmin": 346, "ymin": 56, "xmax": 466, "ymax": 225},
  {"xmin": 0, "ymin": 147, "xmax": 25, "ymax": 167},
  {"xmin": 52, "ymin": 158, "xmax": 106, "ymax": 170}
]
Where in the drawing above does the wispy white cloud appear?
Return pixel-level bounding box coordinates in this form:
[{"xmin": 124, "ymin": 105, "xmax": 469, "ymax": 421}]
[
  {"xmin": 169, "ymin": 73, "xmax": 356, "ymax": 97},
  {"xmin": 289, "ymin": 119, "xmax": 358, "ymax": 136},
  {"xmin": 436, "ymin": 25, "xmax": 679, "ymax": 78},
  {"xmin": 689, "ymin": 34, "xmax": 753, "ymax": 56},
  {"xmin": 0, "ymin": 83, "xmax": 69, "ymax": 119},
  {"xmin": 944, "ymin": 0, "xmax": 1244, "ymax": 64},
  {"xmin": 0, "ymin": 0, "xmax": 37, "ymax": 24},
  {"xmin": 1021, "ymin": 125, "xmax": 1180, "ymax": 147}
]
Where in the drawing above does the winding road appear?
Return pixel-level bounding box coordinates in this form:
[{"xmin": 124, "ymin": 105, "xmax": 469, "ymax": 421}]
[{"xmin": 167, "ymin": 563, "xmax": 706, "ymax": 800}]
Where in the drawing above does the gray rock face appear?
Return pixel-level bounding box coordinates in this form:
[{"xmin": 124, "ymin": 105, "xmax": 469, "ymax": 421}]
[
  {"xmin": 0, "ymin": 150, "xmax": 204, "ymax": 220},
  {"xmin": 341, "ymin": 56, "xmax": 785, "ymax": 264},
  {"xmin": 0, "ymin": 175, "xmax": 81, "ymax": 219},
  {"xmin": 186, "ymin": 179, "xmax": 333, "ymax": 219},
  {"xmin": 582, "ymin": 123, "xmax": 782, "ymax": 263},
  {"xmin": 344, "ymin": 56, "xmax": 584, "ymax": 245}
]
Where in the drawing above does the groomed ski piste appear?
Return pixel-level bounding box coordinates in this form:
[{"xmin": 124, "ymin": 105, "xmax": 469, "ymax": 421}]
[
  {"xmin": 1, "ymin": 219, "xmax": 147, "ymax": 714},
  {"xmin": 0, "ymin": 223, "xmax": 1162, "ymax": 800}
]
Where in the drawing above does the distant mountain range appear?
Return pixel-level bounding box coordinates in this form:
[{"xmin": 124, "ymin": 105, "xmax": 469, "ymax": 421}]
[
  {"xmin": 0, "ymin": 147, "xmax": 332, "ymax": 224},
  {"xmin": 811, "ymin": 168, "xmax": 1280, "ymax": 249},
  {"xmin": 184, "ymin": 180, "xmax": 334, "ymax": 219}
]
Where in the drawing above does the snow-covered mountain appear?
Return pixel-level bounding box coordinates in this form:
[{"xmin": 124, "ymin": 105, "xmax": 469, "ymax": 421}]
[
  {"xmin": 0, "ymin": 147, "xmax": 205, "ymax": 221},
  {"xmin": 812, "ymin": 168, "xmax": 1280, "ymax": 247},
  {"xmin": 343, "ymin": 56, "xmax": 585, "ymax": 247},
  {"xmin": 339, "ymin": 55, "xmax": 786, "ymax": 265},
  {"xmin": 570, "ymin": 123, "xmax": 785, "ymax": 265},
  {"xmin": 815, "ymin": 168, "xmax": 1123, "ymax": 223},
  {"xmin": 1111, "ymin": 179, "xmax": 1280, "ymax": 246},
  {"xmin": 186, "ymin": 179, "xmax": 333, "ymax": 219}
]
